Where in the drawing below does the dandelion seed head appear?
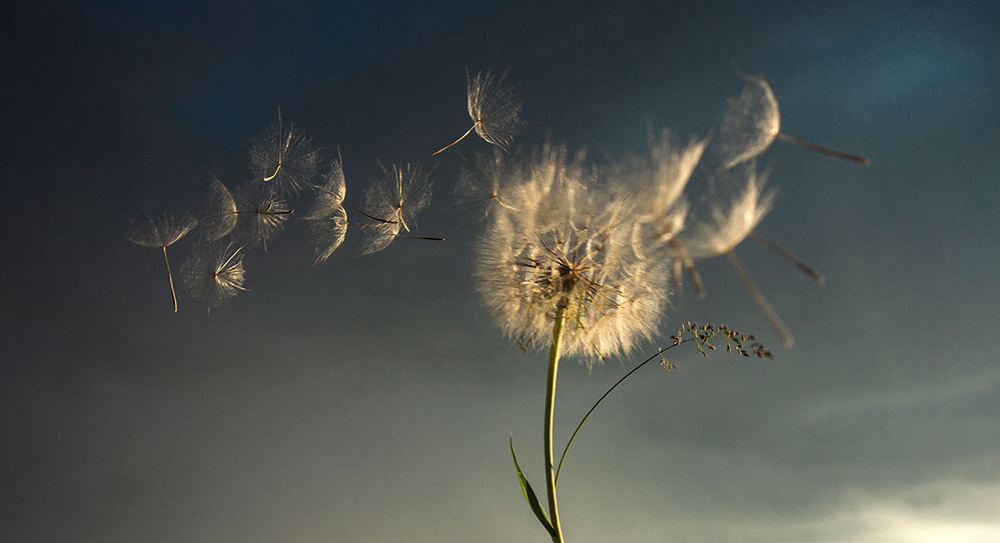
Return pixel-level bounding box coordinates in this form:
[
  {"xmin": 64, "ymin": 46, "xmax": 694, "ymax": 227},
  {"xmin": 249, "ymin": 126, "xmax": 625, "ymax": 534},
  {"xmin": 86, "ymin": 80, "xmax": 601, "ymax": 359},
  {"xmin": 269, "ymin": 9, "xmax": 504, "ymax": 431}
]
[{"xmin": 476, "ymin": 145, "xmax": 671, "ymax": 365}]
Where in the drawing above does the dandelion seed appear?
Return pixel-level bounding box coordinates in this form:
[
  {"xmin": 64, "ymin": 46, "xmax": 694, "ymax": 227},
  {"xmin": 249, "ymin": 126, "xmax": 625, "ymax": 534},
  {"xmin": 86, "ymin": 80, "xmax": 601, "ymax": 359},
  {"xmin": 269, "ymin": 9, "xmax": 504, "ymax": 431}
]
[
  {"xmin": 602, "ymin": 131, "xmax": 708, "ymax": 297},
  {"xmin": 715, "ymin": 74, "xmax": 870, "ymax": 169},
  {"xmin": 304, "ymin": 155, "xmax": 349, "ymax": 264},
  {"xmin": 231, "ymin": 182, "xmax": 293, "ymax": 251},
  {"xmin": 249, "ymin": 108, "xmax": 321, "ymax": 195},
  {"xmin": 610, "ymin": 131, "xmax": 706, "ymax": 265},
  {"xmin": 124, "ymin": 212, "xmax": 198, "ymax": 312},
  {"xmin": 613, "ymin": 130, "xmax": 706, "ymax": 226},
  {"xmin": 455, "ymin": 149, "xmax": 522, "ymax": 220},
  {"xmin": 683, "ymin": 161, "xmax": 775, "ymax": 259},
  {"xmin": 199, "ymin": 175, "xmax": 238, "ymax": 242},
  {"xmin": 432, "ymin": 69, "xmax": 523, "ymax": 156},
  {"xmin": 357, "ymin": 162, "xmax": 438, "ymax": 255},
  {"xmin": 180, "ymin": 242, "xmax": 247, "ymax": 310}
]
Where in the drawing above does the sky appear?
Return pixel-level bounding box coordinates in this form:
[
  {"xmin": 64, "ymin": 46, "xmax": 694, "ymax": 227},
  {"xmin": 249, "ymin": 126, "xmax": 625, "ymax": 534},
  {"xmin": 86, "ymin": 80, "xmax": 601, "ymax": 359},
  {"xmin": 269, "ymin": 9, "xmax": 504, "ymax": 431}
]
[{"xmin": 2, "ymin": 1, "xmax": 999, "ymax": 542}]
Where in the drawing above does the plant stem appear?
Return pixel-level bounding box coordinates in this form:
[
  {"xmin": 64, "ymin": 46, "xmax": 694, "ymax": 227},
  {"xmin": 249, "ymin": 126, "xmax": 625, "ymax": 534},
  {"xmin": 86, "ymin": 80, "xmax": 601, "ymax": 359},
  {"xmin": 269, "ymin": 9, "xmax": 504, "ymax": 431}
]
[{"xmin": 545, "ymin": 302, "xmax": 567, "ymax": 543}]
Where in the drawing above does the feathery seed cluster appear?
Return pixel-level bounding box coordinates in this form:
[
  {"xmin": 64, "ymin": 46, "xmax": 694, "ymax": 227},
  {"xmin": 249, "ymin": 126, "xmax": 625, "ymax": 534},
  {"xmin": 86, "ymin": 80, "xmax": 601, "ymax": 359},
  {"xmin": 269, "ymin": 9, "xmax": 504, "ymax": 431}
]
[
  {"xmin": 125, "ymin": 70, "xmax": 863, "ymax": 350},
  {"xmin": 474, "ymin": 144, "xmax": 685, "ymax": 363}
]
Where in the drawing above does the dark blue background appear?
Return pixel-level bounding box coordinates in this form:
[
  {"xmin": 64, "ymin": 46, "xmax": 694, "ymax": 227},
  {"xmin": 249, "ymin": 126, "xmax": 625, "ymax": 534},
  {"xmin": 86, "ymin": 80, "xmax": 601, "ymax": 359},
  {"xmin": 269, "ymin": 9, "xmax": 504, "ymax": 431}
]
[{"xmin": 3, "ymin": 1, "xmax": 998, "ymax": 541}]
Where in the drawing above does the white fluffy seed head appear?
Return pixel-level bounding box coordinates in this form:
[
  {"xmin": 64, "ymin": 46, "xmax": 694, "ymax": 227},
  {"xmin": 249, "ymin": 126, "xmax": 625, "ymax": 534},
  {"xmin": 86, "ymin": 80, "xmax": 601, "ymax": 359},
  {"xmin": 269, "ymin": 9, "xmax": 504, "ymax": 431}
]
[{"xmin": 475, "ymin": 145, "xmax": 672, "ymax": 365}]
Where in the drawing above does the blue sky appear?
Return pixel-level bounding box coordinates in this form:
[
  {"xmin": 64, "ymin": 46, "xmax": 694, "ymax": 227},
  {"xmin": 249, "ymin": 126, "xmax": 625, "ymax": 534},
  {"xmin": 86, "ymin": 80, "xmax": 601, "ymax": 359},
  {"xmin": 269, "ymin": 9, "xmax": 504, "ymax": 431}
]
[{"xmin": 2, "ymin": 1, "xmax": 998, "ymax": 542}]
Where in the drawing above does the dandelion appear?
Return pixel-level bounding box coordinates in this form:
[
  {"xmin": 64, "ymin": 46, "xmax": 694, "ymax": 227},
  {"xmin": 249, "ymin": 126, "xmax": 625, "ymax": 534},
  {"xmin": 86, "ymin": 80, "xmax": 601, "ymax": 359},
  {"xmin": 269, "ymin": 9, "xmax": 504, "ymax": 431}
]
[
  {"xmin": 180, "ymin": 242, "xmax": 247, "ymax": 310},
  {"xmin": 304, "ymin": 155, "xmax": 349, "ymax": 264},
  {"xmin": 715, "ymin": 74, "xmax": 870, "ymax": 169},
  {"xmin": 357, "ymin": 162, "xmax": 439, "ymax": 255},
  {"xmin": 199, "ymin": 175, "xmax": 238, "ymax": 242},
  {"xmin": 455, "ymin": 148, "xmax": 522, "ymax": 220},
  {"xmin": 249, "ymin": 108, "xmax": 321, "ymax": 195},
  {"xmin": 478, "ymin": 145, "xmax": 671, "ymax": 361},
  {"xmin": 477, "ymin": 144, "xmax": 672, "ymax": 543},
  {"xmin": 231, "ymin": 182, "xmax": 293, "ymax": 251},
  {"xmin": 124, "ymin": 212, "xmax": 198, "ymax": 312},
  {"xmin": 432, "ymin": 69, "xmax": 523, "ymax": 156}
]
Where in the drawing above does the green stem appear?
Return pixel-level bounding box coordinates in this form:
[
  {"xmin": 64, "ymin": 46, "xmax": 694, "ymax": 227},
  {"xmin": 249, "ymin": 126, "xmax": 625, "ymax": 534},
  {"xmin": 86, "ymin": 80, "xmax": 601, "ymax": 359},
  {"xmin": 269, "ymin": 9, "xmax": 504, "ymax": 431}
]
[
  {"xmin": 545, "ymin": 302, "xmax": 567, "ymax": 543},
  {"xmin": 555, "ymin": 340, "xmax": 690, "ymax": 485}
]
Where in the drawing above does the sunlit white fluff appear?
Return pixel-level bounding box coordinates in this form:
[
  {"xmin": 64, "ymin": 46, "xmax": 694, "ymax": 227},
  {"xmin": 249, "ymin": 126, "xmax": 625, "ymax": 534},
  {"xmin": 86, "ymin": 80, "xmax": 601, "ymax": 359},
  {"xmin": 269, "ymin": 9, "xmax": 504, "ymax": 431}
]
[
  {"xmin": 305, "ymin": 157, "xmax": 349, "ymax": 264},
  {"xmin": 249, "ymin": 109, "xmax": 320, "ymax": 196},
  {"xmin": 358, "ymin": 162, "xmax": 433, "ymax": 255},
  {"xmin": 180, "ymin": 242, "xmax": 247, "ymax": 310},
  {"xmin": 682, "ymin": 161, "xmax": 775, "ymax": 259},
  {"xmin": 433, "ymin": 69, "xmax": 523, "ymax": 156},
  {"xmin": 714, "ymin": 74, "xmax": 781, "ymax": 170},
  {"xmin": 475, "ymin": 144, "xmax": 671, "ymax": 364}
]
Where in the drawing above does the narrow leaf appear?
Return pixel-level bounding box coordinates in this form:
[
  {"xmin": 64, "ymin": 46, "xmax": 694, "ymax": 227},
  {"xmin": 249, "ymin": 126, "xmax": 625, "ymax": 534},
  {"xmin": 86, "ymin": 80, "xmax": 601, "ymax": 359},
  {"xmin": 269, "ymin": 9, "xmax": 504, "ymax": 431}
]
[{"xmin": 510, "ymin": 436, "xmax": 555, "ymax": 536}]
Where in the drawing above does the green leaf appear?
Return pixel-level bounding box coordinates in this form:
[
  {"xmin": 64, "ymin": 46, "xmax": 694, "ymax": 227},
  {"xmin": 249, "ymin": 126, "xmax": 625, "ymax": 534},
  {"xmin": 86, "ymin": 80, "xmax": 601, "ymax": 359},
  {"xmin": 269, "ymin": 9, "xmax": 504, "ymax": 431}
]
[{"xmin": 510, "ymin": 436, "xmax": 556, "ymax": 536}]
